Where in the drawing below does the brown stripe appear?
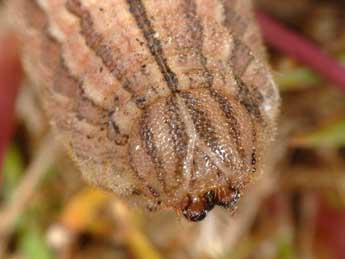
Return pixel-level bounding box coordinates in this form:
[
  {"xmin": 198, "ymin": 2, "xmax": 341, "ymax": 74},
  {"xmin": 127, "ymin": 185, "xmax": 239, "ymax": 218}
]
[
  {"xmin": 234, "ymin": 75, "xmax": 262, "ymax": 122},
  {"xmin": 180, "ymin": 2, "xmax": 247, "ymax": 171},
  {"xmin": 228, "ymin": 38, "xmax": 262, "ymax": 174},
  {"xmin": 232, "ymin": 75, "xmax": 260, "ymax": 174},
  {"xmin": 229, "ymin": 38, "xmax": 265, "ymax": 124},
  {"xmin": 165, "ymin": 95, "xmax": 189, "ymax": 182},
  {"xmin": 208, "ymin": 89, "xmax": 245, "ymax": 160},
  {"xmin": 251, "ymin": 144, "xmax": 257, "ymax": 173},
  {"xmin": 66, "ymin": 0, "xmax": 136, "ymax": 96},
  {"xmin": 127, "ymin": 0, "xmax": 179, "ymax": 92},
  {"xmin": 28, "ymin": 0, "xmax": 113, "ymax": 130},
  {"xmin": 140, "ymin": 110, "xmax": 167, "ymax": 191},
  {"xmin": 182, "ymin": 0, "xmax": 213, "ymax": 87},
  {"xmin": 220, "ymin": 1, "xmax": 248, "ymax": 39},
  {"xmin": 128, "ymin": 152, "xmax": 162, "ymax": 199},
  {"xmin": 180, "ymin": 91, "xmax": 232, "ymax": 166},
  {"xmin": 58, "ymin": 59, "xmax": 106, "ymax": 111},
  {"xmin": 49, "ymin": 40, "xmax": 112, "ymax": 129},
  {"xmin": 220, "ymin": 0, "xmax": 266, "ymax": 60}
]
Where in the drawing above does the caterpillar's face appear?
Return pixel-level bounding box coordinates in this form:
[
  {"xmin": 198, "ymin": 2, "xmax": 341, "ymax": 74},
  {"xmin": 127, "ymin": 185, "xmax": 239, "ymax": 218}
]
[{"xmin": 129, "ymin": 87, "xmax": 268, "ymax": 221}]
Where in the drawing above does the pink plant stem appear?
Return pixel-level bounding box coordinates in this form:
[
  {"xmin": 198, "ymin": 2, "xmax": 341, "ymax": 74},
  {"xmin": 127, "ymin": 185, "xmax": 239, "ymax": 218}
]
[
  {"xmin": 0, "ymin": 34, "xmax": 22, "ymax": 172},
  {"xmin": 256, "ymin": 10, "xmax": 345, "ymax": 92}
]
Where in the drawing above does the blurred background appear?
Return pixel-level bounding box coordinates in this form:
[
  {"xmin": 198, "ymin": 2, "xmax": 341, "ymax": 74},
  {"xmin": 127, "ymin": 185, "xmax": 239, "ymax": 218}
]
[{"xmin": 1, "ymin": 0, "xmax": 345, "ymax": 258}]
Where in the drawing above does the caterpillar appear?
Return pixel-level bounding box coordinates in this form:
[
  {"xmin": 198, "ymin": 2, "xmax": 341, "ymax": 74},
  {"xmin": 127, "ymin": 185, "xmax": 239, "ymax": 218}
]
[{"xmin": 7, "ymin": 0, "xmax": 280, "ymax": 221}]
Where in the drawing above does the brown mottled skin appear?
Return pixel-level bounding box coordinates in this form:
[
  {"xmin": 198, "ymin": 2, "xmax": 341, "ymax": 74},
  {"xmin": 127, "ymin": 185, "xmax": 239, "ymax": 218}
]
[{"xmin": 7, "ymin": 0, "xmax": 279, "ymax": 221}]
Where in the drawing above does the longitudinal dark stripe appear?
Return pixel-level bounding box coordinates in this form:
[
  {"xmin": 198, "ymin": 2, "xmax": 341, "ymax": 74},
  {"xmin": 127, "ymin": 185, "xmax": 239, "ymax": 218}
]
[
  {"xmin": 31, "ymin": 0, "xmax": 113, "ymax": 131},
  {"xmin": 182, "ymin": 0, "xmax": 213, "ymax": 87},
  {"xmin": 220, "ymin": 4, "xmax": 262, "ymax": 172},
  {"xmin": 234, "ymin": 75, "xmax": 262, "ymax": 121},
  {"xmin": 228, "ymin": 38, "xmax": 262, "ymax": 173},
  {"xmin": 127, "ymin": 0, "xmax": 179, "ymax": 92},
  {"xmin": 128, "ymin": 152, "xmax": 161, "ymax": 199},
  {"xmin": 251, "ymin": 136, "xmax": 257, "ymax": 173},
  {"xmin": 232, "ymin": 75, "xmax": 260, "ymax": 174},
  {"xmin": 55, "ymin": 49, "xmax": 111, "ymax": 129},
  {"xmin": 165, "ymin": 95, "xmax": 189, "ymax": 182},
  {"xmin": 229, "ymin": 38, "xmax": 265, "ymax": 124},
  {"xmin": 59, "ymin": 54, "xmax": 129, "ymax": 146},
  {"xmin": 220, "ymin": 1, "xmax": 248, "ymax": 39},
  {"xmin": 140, "ymin": 110, "xmax": 167, "ymax": 191},
  {"xmin": 180, "ymin": 92, "xmax": 232, "ymax": 167},
  {"xmin": 65, "ymin": 0, "xmax": 136, "ymax": 97},
  {"xmin": 208, "ymin": 89, "xmax": 245, "ymax": 160}
]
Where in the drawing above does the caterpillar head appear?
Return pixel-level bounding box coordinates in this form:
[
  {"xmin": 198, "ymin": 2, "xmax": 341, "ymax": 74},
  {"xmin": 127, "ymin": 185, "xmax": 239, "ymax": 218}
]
[{"xmin": 129, "ymin": 87, "xmax": 270, "ymax": 221}]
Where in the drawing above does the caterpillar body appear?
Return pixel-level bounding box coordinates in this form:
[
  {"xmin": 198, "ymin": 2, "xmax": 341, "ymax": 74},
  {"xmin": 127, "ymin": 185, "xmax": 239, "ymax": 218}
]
[{"xmin": 8, "ymin": 0, "xmax": 279, "ymax": 221}]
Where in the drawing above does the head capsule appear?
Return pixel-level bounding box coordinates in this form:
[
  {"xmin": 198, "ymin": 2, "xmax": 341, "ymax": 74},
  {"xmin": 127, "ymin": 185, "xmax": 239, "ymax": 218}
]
[{"xmin": 128, "ymin": 88, "xmax": 265, "ymax": 221}]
